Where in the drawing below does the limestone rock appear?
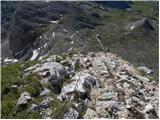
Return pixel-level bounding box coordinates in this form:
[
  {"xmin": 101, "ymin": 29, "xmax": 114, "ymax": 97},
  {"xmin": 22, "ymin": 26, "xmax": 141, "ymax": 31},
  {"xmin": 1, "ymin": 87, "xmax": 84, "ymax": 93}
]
[
  {"xmin": 138, "ymin": 66, "xmax": 153, "ymax": 75},
  {"xmin": 83, "ymin": 108, "xmax": 98, "ymax": 119},
  {"xmin": 15, "ymin": 52, "xmax": 159, "ymax": 119},
  {"xmin": 58, "ymin": 71, "xmax": 99, "ymax": 101},
  {"xmin": 40, "ymin": 97, "xmax": 53, "ymax": 109},
  {"xmin": 17, "ymin": 92, "xmax": 31, "ymax": 106},
  {"xmin": 40, "ymin": 88, "xmax": 51, "ymax": 96},
  {"xmin": 71, "ymin": 71, "xmax": 100, "ymax": 92},
  {"xmin": 28, "ymin": 104, "xmax": 39, "ymax": 113},
  {"xmin": 63, "ymin": 108, "xmax": 79, "ymax": 119}
]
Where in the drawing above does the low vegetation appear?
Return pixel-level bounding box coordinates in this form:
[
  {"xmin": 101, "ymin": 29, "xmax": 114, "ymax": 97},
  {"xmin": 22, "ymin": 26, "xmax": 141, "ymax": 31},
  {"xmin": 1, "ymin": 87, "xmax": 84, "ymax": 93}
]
[{"xmin": 1, "ymin": 61, "xmax": 40, "ymax": 118}]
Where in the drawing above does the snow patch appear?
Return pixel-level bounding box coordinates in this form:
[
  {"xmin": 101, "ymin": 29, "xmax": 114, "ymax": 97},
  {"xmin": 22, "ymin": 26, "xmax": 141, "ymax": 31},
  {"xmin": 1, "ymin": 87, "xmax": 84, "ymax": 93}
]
[
  {"xmin": 4, "ymin": 58, "xmax": 18, "ymax": 63},
  {"xmin": 38, "ymin": 56, "xmax": 43, "ymax": 60},
  {"xmin": 50, "ymin": 20, "xmax": 59, "ymax": 24},
  {"xmin": 13, "ymin": 59, "xmax": 18, "ymax": 63},
  {"xmin": 96, "ymin": 34, "xmax": 99, "ymax": 38},
  {"xmin": 4, "ymin": 58, "xmax": 12, "ymax": 62},
  {"xmin": 70, "ymin": 41, "xmax": 74, "ymax": 44},
  {"xmin": 38, "ymin": 55, "xmax": 47, "ymax": 60},
  {"xmin": 44, "ymin": 43, "xmax": 47, "ymax": 48},
  {"xmin": 124, "ymin": 32, "xmax": 129, "ymax": 35},
  {"xmin": 30, "ymin": 49, "xmax": 39, "ymax": 61},
  {"xmin": 130, "ymin": 25, "xmax": 135, "ymax": 30},
  {"xmin": 70, "ymin": 35, "xmax": 73, "ymax": 39},
  {"xmin": 52, "ymin": 32, "xmax": 55, "ymax": 38}
]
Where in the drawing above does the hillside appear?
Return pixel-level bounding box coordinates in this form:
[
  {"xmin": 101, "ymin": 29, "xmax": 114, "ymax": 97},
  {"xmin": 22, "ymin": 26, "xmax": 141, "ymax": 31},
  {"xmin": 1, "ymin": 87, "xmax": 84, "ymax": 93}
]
[
  {"xmin": 1, "ymin": 1, "xmax": 159, "ymax": 119},
  {"xmin": 1, "ymin": 1, "xmax": 159, "ymax": 79},
  {"xmin": 1, "ymin": 50, "xmax": 159, "ymax": 119}
]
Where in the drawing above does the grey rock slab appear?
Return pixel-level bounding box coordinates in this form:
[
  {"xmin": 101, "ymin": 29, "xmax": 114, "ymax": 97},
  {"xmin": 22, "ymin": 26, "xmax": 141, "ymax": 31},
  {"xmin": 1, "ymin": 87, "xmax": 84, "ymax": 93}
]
[
  {"xmin": 40, "ymin": 97, "xmax": 53, "ymax": 109},
  {"xmin": 17, "ymin": 92, "xmax": 31, "ymax": 106},
  {"xmin": 40, "ymin": 88, "xmax": 51, "ymax": 96},
  {"xmin": 28, "ymin": 104, "xmax": 39, "ymax": 113},
  {"xmin": 63, "ymin": 108, "xmax": 79, "ymax": 119},
  {"xmin": 83, "ymin": 108, "xmax": 98, "ymax": 119}
]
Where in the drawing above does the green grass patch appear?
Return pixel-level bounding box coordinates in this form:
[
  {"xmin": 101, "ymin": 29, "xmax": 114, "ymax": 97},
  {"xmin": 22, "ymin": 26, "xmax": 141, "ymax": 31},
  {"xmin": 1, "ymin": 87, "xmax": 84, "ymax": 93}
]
[{"xmin": 1, "ymin": 60, "xmax": 43, "ymax": 118}]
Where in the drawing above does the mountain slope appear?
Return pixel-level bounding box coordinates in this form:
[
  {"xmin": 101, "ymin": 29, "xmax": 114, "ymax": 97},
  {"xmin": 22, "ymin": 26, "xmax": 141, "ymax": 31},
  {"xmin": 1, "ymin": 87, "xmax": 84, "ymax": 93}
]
[
  {"xmin": 1, "ymin": 1, "xmax": 158, "ymax": 79},
  {"xmin": 1, "ymin": 51, "xmax": 159, "ymax": 119},
  {"xmin": 1, "ymin": 2, "xmax": 159, "ymax": 118}
]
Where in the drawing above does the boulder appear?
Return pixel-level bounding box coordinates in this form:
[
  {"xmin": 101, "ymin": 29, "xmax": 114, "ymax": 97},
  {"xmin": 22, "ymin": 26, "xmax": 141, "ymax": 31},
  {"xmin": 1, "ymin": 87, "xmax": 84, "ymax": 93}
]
[
  {"xmin": 84, "ymin": 99, "xmax": 93, "ymax": 108},
  {"xmin": 25, "ymin": 61, "xmax": 67, "ymax": 92},
  {"xmin": 44, "ymin": 55, "xmax": 63, "ymax": 62},
  {"xmin": 11, "ymin": 85, "xmax": 18, "ymax": 91},
  {"xmin": 34, "ymin": 62, "xmax": 66, "ymax": 78},
  {"xmin": 41, "ymin": 108, "xmax": 53, "ymax": 119},
  {"xmin": 63, "ymin": 108, "xmax": 79, "ymax": 119},
  {"xmin": 83, "ymin": 108, "xmax": 98, "ymax": 119},
  {"xmin": 61, "ymin": 82, "xmax": 76, "ymax": 94},
  {"xmin": 57, "ymin": 82, "xmax": 76, "ymax": 101},
  {"xmin": 71, "ymin": 72, "xmax": 100, "ymax": 92},
  {"xmin": 144, "ymin": 103, "xmax": 153, "ymax": 113},
  {"xmin": 138, "ymin": 66, "xmax": 153, "ymax": 75},
  {"xmin": 17, "ymin": 92, "xmax": 31, "ymax": 106},
  {"xmin": 40, "ymin": 97, "xmax": 53, "ymax": 109},
  {"xmin": 95, "ymin": 101, "xmax": 113, "ymax": 118},
  {"xmin": 151, "ymin": 98, "xmax": 159, "ymax": 118},
  {"xmin": 40, "ymin": 88, "xmax": 51, "ymax": 96},
  {"xmin": 83, "ymin": 57, "xmax": 90, "ymax": 63},
  {"xmin": 27, "ymin": 104, "xmax": 39, "ymax": 113},
  {"xmin": 58, "ymin": 72, "xmax": 99, "ymax": 101},
  {"xmin": 98, "ymin": 92, "xmax": 113, "ymax": 100}
]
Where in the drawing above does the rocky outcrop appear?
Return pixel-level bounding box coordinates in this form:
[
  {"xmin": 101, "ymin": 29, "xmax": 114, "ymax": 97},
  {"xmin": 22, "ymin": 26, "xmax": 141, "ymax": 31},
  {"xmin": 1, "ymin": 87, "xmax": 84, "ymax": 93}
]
[
  {"xmin": 17, "ymin": 92, "xmax": 31, "ymax": 106},
  {"xmin": 58, "ymin": 72, "xmax": 99, "ymax": 101},
  {"xmin": 83, "ymin": 108, "xmax": 99, "ymax": 118},
  {"xmin": 63, "ymin": 107, "xmax": 79, "ymax": 119},
  {"xmin": 27, "ymin": 104, "xmax": 39, "ymax": 113},
  {"xmin": 127, "ymin": 18, "xmax": 154, "ymax": 31},
  {"xmin": 138, "ymin": 66, "xmax": 153, "ymax": 75},
  {"xmin": 39, "ymin": 97, "xmax": 53, "ymax": 109},
  {"xmin": 24, "ymin": 60, "xmax": 67, "ymax": 93},
  {"xmin": 18, "ymin": 52, "xmax": 159, "ymax": 119},
  {"xmin": 40, "ymin": 88, "xmax": 51, "ymax": 96}
]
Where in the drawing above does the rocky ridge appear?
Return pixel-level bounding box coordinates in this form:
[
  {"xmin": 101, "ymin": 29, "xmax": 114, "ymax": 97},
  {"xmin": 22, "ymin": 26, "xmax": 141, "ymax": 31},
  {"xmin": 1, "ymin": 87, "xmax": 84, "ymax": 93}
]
[
  {"xmin": 13, "ymin": 50, "xmax": 159, "ymax": 119},
  {"xmin": 1, "ymin": 1, "xmax": 159, "ymax": 81}
]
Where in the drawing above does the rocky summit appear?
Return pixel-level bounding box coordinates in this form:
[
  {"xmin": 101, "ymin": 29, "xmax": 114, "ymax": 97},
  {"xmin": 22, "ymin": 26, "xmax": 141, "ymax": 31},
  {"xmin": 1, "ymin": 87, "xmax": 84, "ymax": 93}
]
[{"xmin": 1, "ymin": 50, "xmax": 159, "ymax": 119}]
